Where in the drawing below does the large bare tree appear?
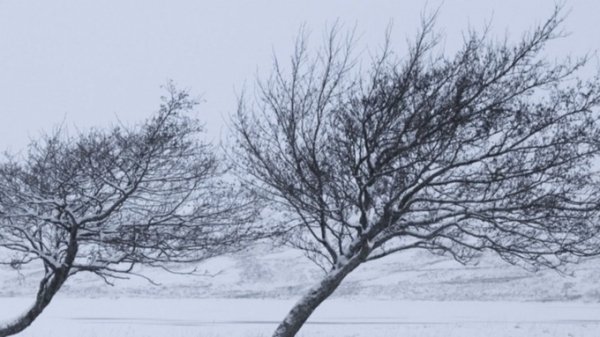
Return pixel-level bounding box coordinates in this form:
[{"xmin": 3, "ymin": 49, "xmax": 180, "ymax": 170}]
[
  {"xmin": 0, "ymin": 87, "xmax": 257, "ymax": 336},
  {"xmin": 233, "ymin": 8, "xmax": 600, "ymax": 337}
]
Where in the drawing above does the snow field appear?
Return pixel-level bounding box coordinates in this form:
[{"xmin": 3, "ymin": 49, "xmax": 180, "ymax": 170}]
[{"xmin": 1, "ymin": 298, "xmax": 599, "ymax": 337}]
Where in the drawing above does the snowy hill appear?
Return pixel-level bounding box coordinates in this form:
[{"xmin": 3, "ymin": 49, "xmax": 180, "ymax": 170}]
[{"xmin": 1, "ymin": 245, "xmax": 599, "ymax": 302}]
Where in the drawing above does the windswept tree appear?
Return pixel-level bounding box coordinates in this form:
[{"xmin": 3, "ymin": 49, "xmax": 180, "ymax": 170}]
[
  {"xmin": 234, "ymin": 8, "xmax": 600, "ymax": 337},
  {"xmin": 0, "ymin": 87, "xmax": 258, "ymax": 336}
]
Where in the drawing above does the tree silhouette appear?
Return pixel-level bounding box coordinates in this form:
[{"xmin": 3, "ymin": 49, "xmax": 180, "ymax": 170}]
[
  {"xmin": 0, "ymin": 86, "xmax": 258, "ymax": 336},
  {"xmin": 233, "ymin": 8, "xmax": 600, "ymax": 337}
]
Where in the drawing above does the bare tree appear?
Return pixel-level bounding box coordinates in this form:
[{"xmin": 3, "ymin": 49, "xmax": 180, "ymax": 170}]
[
  {"xmin": 0, "ymin": 86, "xmax": 258, "ymax": 336},
  {"xmin": 233, "ymin": 8, "xmax": 600, "ymax": 337}
]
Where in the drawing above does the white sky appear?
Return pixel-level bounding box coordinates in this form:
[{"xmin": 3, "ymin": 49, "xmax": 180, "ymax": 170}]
[{"xmin": 1, "ymin": 0, "xmax": 599, "ymax": 151}]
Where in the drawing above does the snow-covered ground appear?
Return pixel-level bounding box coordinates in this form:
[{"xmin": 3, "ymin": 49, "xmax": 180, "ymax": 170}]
[{"xmin": 1, "ymin": 298, "xmax": 599, "ymax": 337}]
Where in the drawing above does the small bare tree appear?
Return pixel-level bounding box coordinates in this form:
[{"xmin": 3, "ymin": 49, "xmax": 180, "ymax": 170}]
[
  {"xmin": 0, "ymin": 87, "xmax": 257, "ymax": 336},
  {"xmin": 234, "ymin": 8, "xmax": 600, "ymax": 337}
]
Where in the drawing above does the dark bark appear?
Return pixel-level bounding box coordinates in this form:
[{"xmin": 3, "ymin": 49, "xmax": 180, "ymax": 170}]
[
  {"xmin": 0, "ymin": 270, "xmax": 68, "ymax": 337},
  {"xmin": 272, "ymin": 250, "xmax": 367, "ymax": 337},
  {"xmin": 0, "ymin": 228, "xmax": 77, "ymax": 337}
]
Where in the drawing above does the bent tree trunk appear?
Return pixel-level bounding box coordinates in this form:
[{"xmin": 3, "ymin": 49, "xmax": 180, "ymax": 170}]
[
  {"xmin": 0, "ymin": 232, "xmax": 77, "ymax": 337},
  {"xmin": 272, "ymin": 252, "xmax": 367, "ymax": 337},
  {"xmin": 0, "ymin": 268, "xmax": 69, "ymax": 337}
]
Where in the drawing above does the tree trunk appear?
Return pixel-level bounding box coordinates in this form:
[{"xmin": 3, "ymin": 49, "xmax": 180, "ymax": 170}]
[
  {"xmin": 272, "ymin": 253, "xmax": 365, "ymax": 337},
  {"xmin": 0, "ymin": 269, "xmax": 67, "ymax": 337}
]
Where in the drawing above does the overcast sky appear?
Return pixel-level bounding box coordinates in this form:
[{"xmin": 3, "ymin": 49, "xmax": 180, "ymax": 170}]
[{"xmin": 1, "ymin": 0, "xmax": 599, "ymax": 151}]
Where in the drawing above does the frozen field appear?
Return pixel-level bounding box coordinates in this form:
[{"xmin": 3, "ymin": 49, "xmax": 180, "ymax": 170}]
[{"xmin": 1, "ymin": 298, "xmax": 599, "ymax": 337}]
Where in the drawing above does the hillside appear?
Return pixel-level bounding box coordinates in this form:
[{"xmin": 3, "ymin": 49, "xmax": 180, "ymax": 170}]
[{"xmin": 1, "ymin": 245, "xmax": 599, "ymax": 302}]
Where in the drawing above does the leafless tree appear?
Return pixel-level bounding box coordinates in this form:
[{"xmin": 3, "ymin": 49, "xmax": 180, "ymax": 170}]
[
  {"xmin": 233, "ymin": 8, "xmax": 600, "ymax": 337},
  {"xmin": 0, "ymin": 86, "xmax": 258, "ymax": 336}
]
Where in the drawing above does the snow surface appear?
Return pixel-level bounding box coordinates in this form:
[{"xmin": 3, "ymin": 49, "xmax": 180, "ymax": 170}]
[{"xmin": 0, "ymin": 298, "xmax": 598, "ymax": 337}]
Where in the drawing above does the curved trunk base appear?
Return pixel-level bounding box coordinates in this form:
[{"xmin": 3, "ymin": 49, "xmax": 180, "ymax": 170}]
[
  {"xmin": 272, "ymin": 256, "xmax": 364, "ymax": 337},
  {"xmin": 0, "ymin": 273, "xmax": 65, "ymax": 337}
]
